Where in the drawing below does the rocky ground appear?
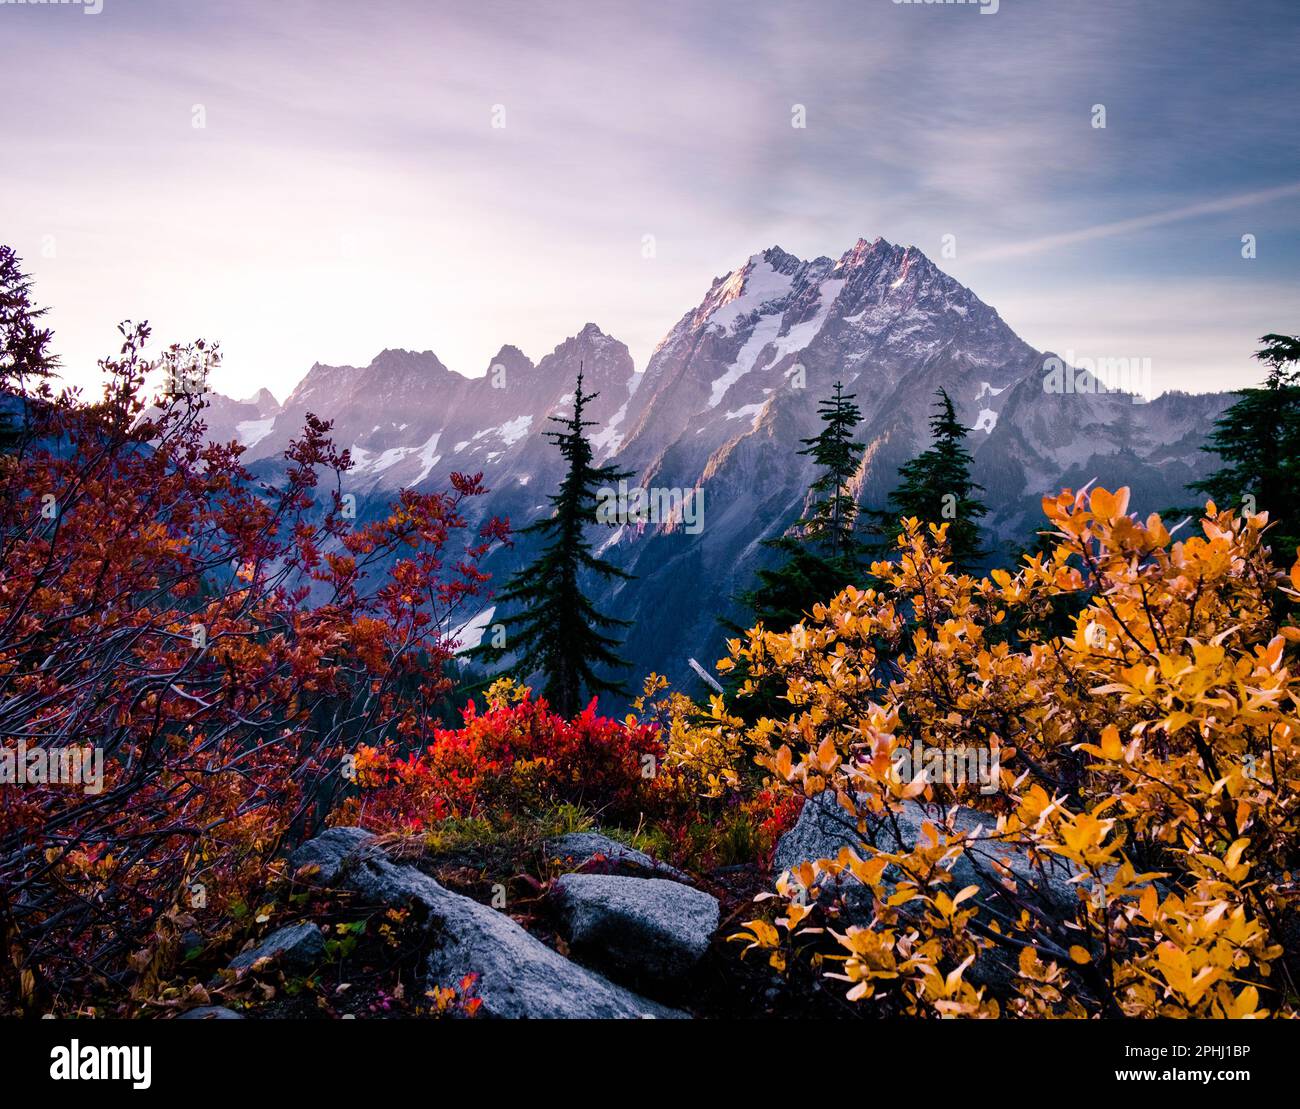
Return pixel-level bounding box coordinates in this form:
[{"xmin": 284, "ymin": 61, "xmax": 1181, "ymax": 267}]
[
  {"xmin": 177, "ymin": 812, "xmax": 856, "ymax": 1019},
  {"xmin": 180, "ymin": 791, "xmax": 1102, "ymax": 1019}
]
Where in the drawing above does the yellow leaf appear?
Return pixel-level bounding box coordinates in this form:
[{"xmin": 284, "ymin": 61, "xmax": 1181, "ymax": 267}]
[
  {"xmin": 816, "ymin": 736, "xmax": 838, "ymax": 773},
  {"xmin": 1090, "ymin": 487, "xmax": 1115, "ymax": 520},
  {"xmin": 773, "ymin": 745, "xmax": 793, "ymax": 781},
  {"xmin": 1138, "ymin": 884, "xmax": 1159, "ymax": 924},
  {"xmin": 1099, "ymin": 725, "xmax": 1123, "ymax": 760},
  {"xmin": 1224, "ymin": 985, "xmax": 1261, "ymax": 1019}
]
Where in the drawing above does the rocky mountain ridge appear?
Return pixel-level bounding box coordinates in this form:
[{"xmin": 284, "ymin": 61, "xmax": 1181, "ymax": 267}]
[{"xmin": 197, "ymin": 238, "xmax": 1232, "ymax": 695}]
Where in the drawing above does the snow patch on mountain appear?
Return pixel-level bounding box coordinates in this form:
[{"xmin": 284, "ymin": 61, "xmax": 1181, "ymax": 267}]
[
  {"xmin": 236, "ymin": 418, "xmax": 276, "ymax": 449},
  {"xmin": 781, "ymin": 278, "xmax": 845, "ymax": 351},
  {"xmin": 592, "ymin": 374, "xmax": 642, "ymax": 457},
  {"xmin": 450, "ymin": 606, "xmax": 496, "ymax": 654},
  {"xmin": 708, "ymin": 312, "xmax": 784, "ymax": 409},
  {"xmin": 345, "ymin": 443, "xmax": 420, "ymax": 475},
  {"xmin": 369, "ymin": 446, "xmax": 418, "ymax": 473},
  {"xmin": 706, "ymin": 278, "xmax": 845, "ymax": 409},
  {"xmin": 708, "ymin": 257, "xmax": 795, "ymax": 332},
  {"xmin": 497, "ymin": 414, "xmax": 532, "ymax": 446},
  {"xmin": 591, "ymin": 408, "xmax": 627, "ymax": 456},
  {"xmin": 725, "ymin": 402, "xmax": 766, "ymax": 429},
  {"xmin": 471, "ymin": 415, "xmax": 532, "ymax": 447},
  {"xmin": 414, "ymin": 431, "xmax": 442, "ymax": 484},
  {"xmin": 596, "ymin": 525, "xmax": 625, "ymax": 556}
]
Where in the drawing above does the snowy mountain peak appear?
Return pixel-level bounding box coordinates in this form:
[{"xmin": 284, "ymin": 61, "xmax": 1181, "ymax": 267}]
[
  {"xmin": 192, "ymin": 242, "xmax": 1232, "ymax": 695},
  {"xmin": 757, "ymin": 245, "xmax": 804, "ymax": 275},
  {"xmin": 687, "ymin": 238, "xmax": 984, "ymax": 346},
  {"xmin": 609, "ymin": 237, "xmax": 1041, "ymax": 473},
  {"xmin": 838, "ymin": 235, "xmax": 892, "ymax": 267},
  {"xmin": 239, "ymin": 387, "xmax": 281, "ymax": 414}
]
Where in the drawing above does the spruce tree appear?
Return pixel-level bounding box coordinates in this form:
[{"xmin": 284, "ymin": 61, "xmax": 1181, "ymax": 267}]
[
  {"xmin": 794, "ymin": 381, "xmax": 865, "ymax": 561},
  {"xmin": 488, "ymin": 370, "xmax": 633, "ymax": 716},
  {"xmin": 0, "ymin": 246, "xmax": 60, "ymax": 451},
  {"xmin": 721, "ymin": 382, "xmax": 865, "ymax": 717},
  {"xmin": 1192, "ymin": 333, "xmax": 1300, "ymax": 556},
  {"xmin": 877, "ymin": 388, "xmax": 987, "ymax": 572},
  {"xmin": 740, "ymin": 381, "xmax": 866, "ymax": 630}
]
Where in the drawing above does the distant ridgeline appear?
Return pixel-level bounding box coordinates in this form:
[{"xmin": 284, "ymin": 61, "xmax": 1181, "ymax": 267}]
[{"xmin": 198, "ymin": 240, "xmax": 1232, "ymax": 697}]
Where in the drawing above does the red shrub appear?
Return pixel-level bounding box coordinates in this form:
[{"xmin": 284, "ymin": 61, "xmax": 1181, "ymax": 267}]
[
  {"xmin": 343, "ymin": 684, "xmax": 667, "ymax": 832},
  {"xmin": 0, "ymin": 324, "xmax": 506, "ymax": 1013}
]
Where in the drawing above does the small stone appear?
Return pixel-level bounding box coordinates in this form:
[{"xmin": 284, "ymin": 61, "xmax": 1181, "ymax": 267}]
[
  {"xmin": 179, "ymin": 1006, "xmax": 244, "ymax": 1020},
  {"xmin": 227, "ymin": 921, "xmax": 324, "ymax": 974}
]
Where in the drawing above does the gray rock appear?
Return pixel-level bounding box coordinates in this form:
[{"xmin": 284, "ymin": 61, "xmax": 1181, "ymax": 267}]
[
  {"xmin": 875, "ymin": 801, "xmax": 1085, "ymax": 914},
  {"xmin": 775, "ymin": 791, "xmax": 1089, "ymax": 917},
  {"xmin": 289, "ymin": 825, "xmax": 377, "ymax": 885},
  {"xmin": 543, "ymin": 832, "xmax": 692, "ymax": 883},
  {"xmin": 227, "ymin": 921, "xmax": 325, "ymax": 974},
  {"xmin": 179, "ymin": 1006, "xmax": 244, "ymax": 1020},
  {"xmin": 772, "ymin": 793, "xmax": 1045, "ymax": 992},
  {"xmin": 555, "ymin": 873, "xmax": 720, "ymax": 981},
  {"xmin": 424, "ymin": 883, "xmax": 685, "ymax": 1020},
  {"xmin": 290, "ymin": 827, "xmax": 684, "ymax": 1019},
  {"xmin": 773, "ymin": 790, "xmax": 864, "ymax": 878}
]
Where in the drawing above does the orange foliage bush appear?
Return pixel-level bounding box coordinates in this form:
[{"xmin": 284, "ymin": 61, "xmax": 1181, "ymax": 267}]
[{"xmin": 716, "ymin": 488, "xmax": 1300, "ymax": 1017}]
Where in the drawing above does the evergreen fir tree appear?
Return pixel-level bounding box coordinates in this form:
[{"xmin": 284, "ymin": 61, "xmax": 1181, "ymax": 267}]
[
  {"xmin": 794, "ymin": 381, "xmax": 866, "ymax": 561},
  {"xmin": 0, "ymin": 246, "xmax": 60, "ymax": 451},
  {"xmin": 720, "ymin": 382, "xmax": 865, "ymax": 717},
  {"xmin": 734, "ymin": 541, "xmax": 858, "ymax": 639},
  {"xmin": 877, "ymin": 388, "xmax": 987, "ymax": 572},
  {"xmin": 487, "ymin": 369, "xmax": 633, "ymax": 716},
  {"xmin": 1192, "ymin": 333, "xmax": 1300, "ymax": 556},
  {"xmin": 739, "ymin": 381, "xmax": 866, "ymax": 631}
]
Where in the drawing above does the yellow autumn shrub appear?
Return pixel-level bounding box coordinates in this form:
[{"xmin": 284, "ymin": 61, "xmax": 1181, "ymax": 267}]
[{"xmin": 714, "ymin": 487, "xmax": 1299, "ymax": 1018}]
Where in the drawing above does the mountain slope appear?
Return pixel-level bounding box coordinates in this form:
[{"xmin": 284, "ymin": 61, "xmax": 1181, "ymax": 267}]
[{"xmin": 199, "ymin": 239, "xmax": 1232, "ymax": 699}]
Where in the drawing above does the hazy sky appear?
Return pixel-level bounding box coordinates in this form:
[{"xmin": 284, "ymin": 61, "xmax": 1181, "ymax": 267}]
[{"xmin": 3, "ymin": 0, "xmax": 1298, "ymax": 401}]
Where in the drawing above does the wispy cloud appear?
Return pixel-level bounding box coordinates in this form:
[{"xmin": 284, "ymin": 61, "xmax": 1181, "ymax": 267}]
[
  {"xmin": 1, "ymin": 0, "xmax": 1297, "ymax": 399},
  {"xmin": 967, "ymin": 183, "xmax": 1300, "ymax": 263}
]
